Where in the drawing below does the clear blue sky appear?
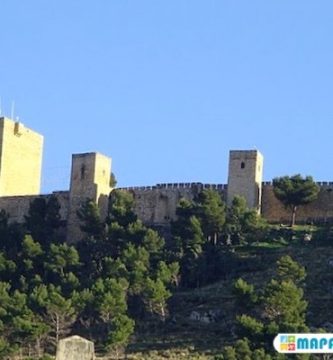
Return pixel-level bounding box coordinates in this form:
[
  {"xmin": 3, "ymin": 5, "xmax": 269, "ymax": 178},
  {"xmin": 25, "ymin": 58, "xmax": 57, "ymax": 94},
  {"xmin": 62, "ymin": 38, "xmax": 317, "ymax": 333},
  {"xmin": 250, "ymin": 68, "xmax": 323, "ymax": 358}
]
[{"xmin": 1, "ymin": 1, "xmax": 333, "ymax": 193}]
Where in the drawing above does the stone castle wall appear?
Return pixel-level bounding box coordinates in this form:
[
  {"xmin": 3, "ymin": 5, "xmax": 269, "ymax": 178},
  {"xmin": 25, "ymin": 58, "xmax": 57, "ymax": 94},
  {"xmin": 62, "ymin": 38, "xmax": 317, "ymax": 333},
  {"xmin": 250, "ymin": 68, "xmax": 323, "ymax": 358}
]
[
  {"xmin": 122, "ymin": 181, "xmax": 333, "ymax": 226},
  {"xmin": 2, "ymin": 181, "xmax": 333, "ymax": 239},
  {"xmin": 261, "ymin": 182, "xmax": 333, "ymax": 224},
  {"xmin": 123, "ymin": 183, "xmax": 227, "ymax": 226},
  {"xmin": 0, "ymin": 191, "xmax": 70, "ymax": 223}
]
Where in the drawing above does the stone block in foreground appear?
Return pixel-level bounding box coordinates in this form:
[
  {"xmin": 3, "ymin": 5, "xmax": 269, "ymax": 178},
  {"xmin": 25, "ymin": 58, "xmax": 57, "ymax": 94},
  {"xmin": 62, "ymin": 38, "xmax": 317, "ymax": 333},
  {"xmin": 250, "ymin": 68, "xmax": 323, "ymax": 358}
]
[{"xmin": 56, "ymin": 335, "xmax": 95, "ymax": 360}]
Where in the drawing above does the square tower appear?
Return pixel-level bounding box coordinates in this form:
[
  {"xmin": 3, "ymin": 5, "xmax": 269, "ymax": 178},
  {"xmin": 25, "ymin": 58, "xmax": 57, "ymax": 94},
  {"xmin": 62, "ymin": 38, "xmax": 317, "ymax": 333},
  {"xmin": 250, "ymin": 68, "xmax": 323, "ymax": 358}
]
[
  {"xmin": 0, "ymin": 117, "xmax": 43, "ymax": 196},
  {"xmin": 67, "ymin": 152, "xmax": 111, "ymax": 242},
  {"xmin": 227, "ymin": 150, "xmax": 264, "ymax": 212}
]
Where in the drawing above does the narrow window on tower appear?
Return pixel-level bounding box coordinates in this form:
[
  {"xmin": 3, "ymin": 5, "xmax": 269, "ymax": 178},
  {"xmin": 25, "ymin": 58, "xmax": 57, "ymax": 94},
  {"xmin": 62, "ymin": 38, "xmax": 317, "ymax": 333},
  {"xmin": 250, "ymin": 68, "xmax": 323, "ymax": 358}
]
[
  {"xmin": 80, "ymin": 164, "xmax": 86, "ymax": 180},
  {"xmin": 241, "ymin": 162, "xmax": 245, "ymax": 169}
]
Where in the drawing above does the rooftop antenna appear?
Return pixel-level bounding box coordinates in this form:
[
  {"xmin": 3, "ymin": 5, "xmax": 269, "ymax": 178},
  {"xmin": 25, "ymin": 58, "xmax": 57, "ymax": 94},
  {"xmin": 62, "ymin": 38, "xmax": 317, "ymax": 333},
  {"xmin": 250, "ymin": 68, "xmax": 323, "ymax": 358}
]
[{"xmin": 11, "ymin": 101, "xmax": 15, "ymax": 120}]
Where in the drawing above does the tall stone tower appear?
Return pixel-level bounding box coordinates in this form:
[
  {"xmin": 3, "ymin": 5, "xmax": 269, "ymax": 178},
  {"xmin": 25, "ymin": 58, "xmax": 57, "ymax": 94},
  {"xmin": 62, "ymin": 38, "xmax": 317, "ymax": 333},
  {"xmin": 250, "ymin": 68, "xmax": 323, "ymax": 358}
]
[
  {"xmin": 0, "ymin": 117, "xmax": 43, "ymax": 196},
  {"xmin": 227, "ymin": 150, "xmax": 264, "ymax": 212},
  {"xmin": 67, "ymin": 152, "xmax": 111, "ymax": 242}
]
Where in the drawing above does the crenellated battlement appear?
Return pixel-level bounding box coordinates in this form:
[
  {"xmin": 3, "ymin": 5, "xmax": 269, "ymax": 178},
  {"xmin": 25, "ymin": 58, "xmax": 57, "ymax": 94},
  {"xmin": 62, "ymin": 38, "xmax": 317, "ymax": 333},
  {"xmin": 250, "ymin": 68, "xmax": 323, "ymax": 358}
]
[
  {"xmin": 119, "ymin": 183, "xmax": 228, "ymax": 191},
  {"xmin": 262, "ymin": 181, "xmax": 333, "ymax": 187}
]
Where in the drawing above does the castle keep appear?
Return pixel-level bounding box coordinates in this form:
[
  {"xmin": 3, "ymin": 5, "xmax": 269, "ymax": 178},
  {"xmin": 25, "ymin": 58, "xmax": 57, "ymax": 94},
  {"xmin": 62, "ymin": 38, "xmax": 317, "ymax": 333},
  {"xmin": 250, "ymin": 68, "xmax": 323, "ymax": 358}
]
[
  {"xmin": 0, "ymin": 117, "xmax": 43, "ymax": 196},
  {"xmin": 1, "ymin": 116, "xmax": 333, "ymax": 241}
]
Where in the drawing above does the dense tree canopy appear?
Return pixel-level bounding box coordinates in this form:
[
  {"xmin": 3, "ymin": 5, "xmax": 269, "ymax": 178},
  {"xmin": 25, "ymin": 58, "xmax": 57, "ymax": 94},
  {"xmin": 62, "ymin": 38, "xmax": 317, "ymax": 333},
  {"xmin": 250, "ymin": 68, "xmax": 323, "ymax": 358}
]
[
  {"xmin": 0, "ymin": 191, "xmax": 180, "ymax": 358},
  {"xmin": 231, "ymin": 255, "xmax": 309, "ymax": 359},
  {"xmin": 0, "ymin": 185, "xmax": 324, "ymax": 359}
]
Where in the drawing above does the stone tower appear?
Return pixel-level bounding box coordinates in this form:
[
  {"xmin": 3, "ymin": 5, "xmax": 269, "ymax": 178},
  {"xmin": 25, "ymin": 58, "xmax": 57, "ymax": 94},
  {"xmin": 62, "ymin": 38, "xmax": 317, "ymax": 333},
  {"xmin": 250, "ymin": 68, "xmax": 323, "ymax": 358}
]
[
  {"xmin": 227, "ymin": 150, "xmax": 264, "ymax": 212},
  {"xmin": 67, "ymin": 152, "xmax": 111, "ymax": 242},
  {"xmin": 0, "ymin": 117, "xmax": 43, "ymax": 196}
]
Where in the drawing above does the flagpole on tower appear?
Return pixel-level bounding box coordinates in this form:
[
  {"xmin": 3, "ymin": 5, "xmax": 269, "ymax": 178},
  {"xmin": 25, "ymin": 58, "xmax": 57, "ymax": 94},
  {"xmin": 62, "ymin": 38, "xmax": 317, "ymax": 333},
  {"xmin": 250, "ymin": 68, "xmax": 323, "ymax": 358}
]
[{"xmin": 11, "ymin": 101, "xmax": 15, "ymax": 120}]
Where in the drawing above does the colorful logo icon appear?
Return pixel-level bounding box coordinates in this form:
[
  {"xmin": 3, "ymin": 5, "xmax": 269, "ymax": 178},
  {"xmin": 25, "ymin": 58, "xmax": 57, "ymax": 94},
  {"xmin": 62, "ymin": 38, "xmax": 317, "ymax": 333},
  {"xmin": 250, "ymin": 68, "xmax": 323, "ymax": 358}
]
[{"xmin": 274, "ymin": 334, "xmax": 333, "ymax": 353}]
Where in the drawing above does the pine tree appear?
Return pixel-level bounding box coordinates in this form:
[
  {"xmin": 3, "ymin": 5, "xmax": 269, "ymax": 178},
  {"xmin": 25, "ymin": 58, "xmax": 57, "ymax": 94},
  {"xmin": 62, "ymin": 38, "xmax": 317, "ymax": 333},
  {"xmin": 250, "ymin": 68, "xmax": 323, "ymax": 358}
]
[
  {"xmin": 264, "ymin": 279, "xmax": 308, "ymax": 332},
  {"xmin": 195, "ymin": 189, "xmax": 226, "ymax": 243},
  {"xmin": 44, "ymin": 286, "xmax": 77, "ymax": 345},
  {"xmin": 25, "ymin": 196, "xmax": 61, "ymax": 247},
  {"xmin": 276, "ymin": 255, "xmax": 306, "ymax": 285},
  {"xmin": 143, "ymin": 278, "xmax": 171, "ymax": 321},
  {"xmin": 105, "ymin": 314, "xmax": 134, "ymax": 358},
  {"xmin": 273, "ymin": 175, "xmax": 319, "ymax": 226}
]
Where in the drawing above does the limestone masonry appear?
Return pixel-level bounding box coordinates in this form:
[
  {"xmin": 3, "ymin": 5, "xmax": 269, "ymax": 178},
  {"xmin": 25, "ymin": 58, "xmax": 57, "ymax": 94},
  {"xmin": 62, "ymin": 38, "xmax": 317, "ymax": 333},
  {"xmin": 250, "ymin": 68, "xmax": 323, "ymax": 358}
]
[
  {"xmin": 55, "ymin": 335, "xmax": 95, "ymax": 360},
  {"xmin": 0, "ymin": 117, "xmax": 43, "ymax": 196},
  {"xmin": 0, "ymin": 117, "xmax": 333, "ymax": 241}
]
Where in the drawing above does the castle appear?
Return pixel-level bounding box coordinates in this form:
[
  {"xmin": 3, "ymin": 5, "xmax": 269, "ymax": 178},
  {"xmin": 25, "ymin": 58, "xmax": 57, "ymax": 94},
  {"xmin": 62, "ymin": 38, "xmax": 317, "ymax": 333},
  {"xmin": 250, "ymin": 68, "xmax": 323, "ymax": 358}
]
[{"xmin": 0, "ymin": 116, "xmax": 333, "ymax": 241}]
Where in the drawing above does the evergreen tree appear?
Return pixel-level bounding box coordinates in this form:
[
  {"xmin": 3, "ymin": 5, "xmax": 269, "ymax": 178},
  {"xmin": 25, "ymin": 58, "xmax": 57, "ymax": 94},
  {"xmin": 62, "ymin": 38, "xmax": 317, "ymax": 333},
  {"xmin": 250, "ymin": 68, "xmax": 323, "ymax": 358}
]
[
  {"xmin": 194, "ymin": 189, "xmax": 226, "ymax": 243},
  {"xmin": 71, "ymin": 288, "xmax": 95, "ymax": 333},
  {"xmin": 43, "ymin": 285, "xmax": 77, "ymax": 345},
  {"xmin": 77, "ymin": 200, "xmax": 106, "ymax": 281},
  {"xmin": 233, "ymin": 278, "xmax": 257, "ymax": 307},
  {"xmin": 0, "ymin": 220, "xmax": 25, "ymax": 261},
  {"xmin": 91, "ymin": 277, "xmax": 134, "ymax": 355},
  {"xmin": 225, "ymin": 195, "xmax": 267, "ymax": 244},
  {"xmin": 180, "ymin": 216, "xmax": 205, "ymax": 287},
  {"xmin": 276, "ymin": 255, "xmax": 306, "ymax": 285},
  {"xmin": 108, "ymin": 190, "xmax": 137, "ymax": 227},
  {"xmin": 45, "ymin": 243, "xmax": 80, "ymax": 280},
  {"xmin": 105, "ymin": 314, "xmax": 134, "ymax": 358},
  {"xmin": 77, "ymin": 200, "xmax": 105, "ymax": 239},
  {"xmin": 121, "ymin": 244, "xmax": 150, "ymax": 295},
  {"xmin": 110, "ymin": 172, "xmax": 117, "ymax": 188},
  {"xmin": 221, "ymin": 346, "xmax": 237, "ymax": 360},
  {"xmin": 234, "ymin": 338, "xmax": 252, "ymax": 360},
  {"xmin": 236, "ymin": 315, "xmax": 264, "ymax": 341},
  {"xmin": 0, "ymin": 210, "xmax": 9, "ymax": 249},
  {"xmin": 156, "ymin": 261, "xmax": 179, "ymax": 287},
  {"xmin": 0, "ymin": 282, "xmax": 50, "ymax": 357},
  {"xmin": 273, "ymin": 175, "xmax": 319, "ymax": 226},
  {"xmin": 143, "ymin": 278, "xmax": 171, "ymax": 321},
  {"xmin": 92, "ymin": 278, "xmax": 129, "ymax": 324},
  {"xmin": 225, "ymin": 196, "xmax": 248, "ymax": 244},
  {"xmin": 19, "ymin": 235, "xmax": 44, "ymax": 288},
  {"xmin": 0, "ymin": 252, "xmax": 16, "ymax": 282},
  {"xmin": 25, "ymin": 196, "xmax": 62, "ymax": 247},
  {"xmin": 233, "ymin": 257, "xmax": 308, "ymax": 356},
  {"xmin": 264, "ymin": 279, "xmax": 307, "ymax": 332}
]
